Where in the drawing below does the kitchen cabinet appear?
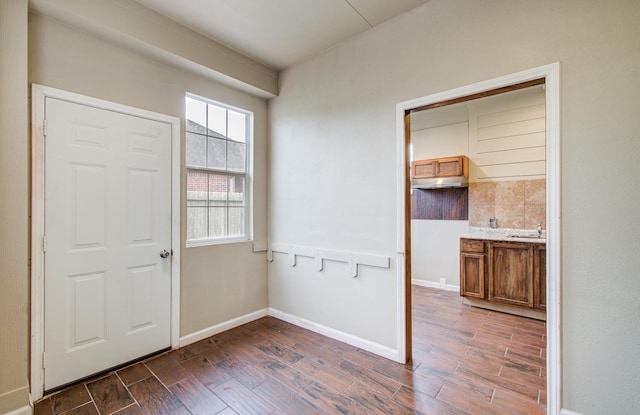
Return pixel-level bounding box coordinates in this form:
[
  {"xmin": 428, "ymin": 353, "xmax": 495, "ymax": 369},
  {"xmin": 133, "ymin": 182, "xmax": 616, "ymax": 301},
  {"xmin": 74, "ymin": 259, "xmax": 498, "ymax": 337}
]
[
  {"xmin": 489, "ymin": 241, "xmax": 534, "ymax": 307},
  {"xmin": 460, "ymin": 237, "xmax": 545, "ymax": 313},
  {"xmin": 534, "ymin": 245, "xmax": 546, "ymax": 310},
  {"xmin": 460, "ymin": 239, "xmax": 486, "ymax": 299},
  {"xmin": 411, "ymin": 155, "xmax": 468, "ymax": 179}
]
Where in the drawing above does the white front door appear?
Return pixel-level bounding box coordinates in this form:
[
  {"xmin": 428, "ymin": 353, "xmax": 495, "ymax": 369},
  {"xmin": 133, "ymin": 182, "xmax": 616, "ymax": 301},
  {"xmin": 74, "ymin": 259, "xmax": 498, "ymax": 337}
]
[{"xmin": 43, "ymin": 97, "xmax": 173, "ymax": 390}]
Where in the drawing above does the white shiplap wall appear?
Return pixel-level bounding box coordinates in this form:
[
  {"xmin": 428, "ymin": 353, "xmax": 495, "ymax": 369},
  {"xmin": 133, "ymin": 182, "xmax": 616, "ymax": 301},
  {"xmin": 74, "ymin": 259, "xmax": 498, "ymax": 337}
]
[{"xmin": 469, "ymin": 86, "xmax": 546, "ymax": 181}]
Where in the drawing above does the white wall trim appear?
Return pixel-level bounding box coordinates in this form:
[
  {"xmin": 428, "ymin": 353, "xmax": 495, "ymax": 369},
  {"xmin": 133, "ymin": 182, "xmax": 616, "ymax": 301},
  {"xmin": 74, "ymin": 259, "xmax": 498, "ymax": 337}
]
[
  {"xmin": 412, "ymin": 279, "xmax": 459, "ymax": 292},
  {"xmin": 3, "ymin": 406, "xmax": 32, "ymax": 415},
  {"xmin": 169, "ymin": 96, "xmax": 182, "ymax": 351},
  {"xmin": 396, "ymin": 63, "xmax": 562, "ymax": 415},
  {"xmin": 396, "ymin": 252, "xmax": 407, "ymax": 363},
  {"xmin": 560, "ymin": 410, "xmax": 583, "ymax": 415},
  {"xmin": 179, "ymin": 308, "xmax": 269, "ymax": 347},
  {"xmin": 269, "ymin": 308, "xmax": 400, "ymax": 362},
  {"xmin": 30, "ymin": 84, "xmax": 182, "ymax": 401},
  {"xmin": 180, "ymin": 306, "xmax": 401, "ymax": 363},
  {"xmin": 268, "ymin": 243, "xmax": 390, "ymax": 278},
  {"xmin": 30, "ymin": 85, "xmax": 46, "ymax": 403},
  {"xmin": 251, "ymin": 240, "xmax": 269, "ymax": 253},
  {"xmin": 544, "ymin": 62, "xmax": 563, "ymax": 415}
]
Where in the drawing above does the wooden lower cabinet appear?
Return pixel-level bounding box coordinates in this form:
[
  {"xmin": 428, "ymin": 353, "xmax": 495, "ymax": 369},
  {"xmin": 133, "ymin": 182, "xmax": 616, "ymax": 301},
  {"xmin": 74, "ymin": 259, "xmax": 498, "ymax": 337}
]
[
  {"xmin": 489, "ymin": 242, "xmax": 534, "ymax": 308},
  {"xmin": 460, "ymin": 239, "xmax": 486, "ymax": 299},
  {"xmin": 534, "ymin": 245, "xmax": 546, "ymax": 310},
  {"xmin": 461, "ymin": 252, "xmax": 486, "ymax": 299},
  {"xmin": 460, "ymin": 238, "xmax": 546, "ymax": 313}
]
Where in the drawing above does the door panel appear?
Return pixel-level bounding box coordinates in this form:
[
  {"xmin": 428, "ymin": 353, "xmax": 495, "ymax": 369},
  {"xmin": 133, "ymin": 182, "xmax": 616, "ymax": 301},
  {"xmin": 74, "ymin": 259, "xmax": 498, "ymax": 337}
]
[
  {"xmin": 67, "ymin": 272, "xmax": 106, "ymax": 348},
  {"xmin": 44, "ymin": 97, "xmax": 172, "ymax": 390}
]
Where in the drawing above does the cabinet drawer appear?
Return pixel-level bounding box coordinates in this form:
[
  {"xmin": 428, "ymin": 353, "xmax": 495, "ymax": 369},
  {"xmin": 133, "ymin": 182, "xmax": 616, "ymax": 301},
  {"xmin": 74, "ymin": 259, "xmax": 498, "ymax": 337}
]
[{"xmin": 461, "ymin": 238, "xmax": 485, "ymax": 253}]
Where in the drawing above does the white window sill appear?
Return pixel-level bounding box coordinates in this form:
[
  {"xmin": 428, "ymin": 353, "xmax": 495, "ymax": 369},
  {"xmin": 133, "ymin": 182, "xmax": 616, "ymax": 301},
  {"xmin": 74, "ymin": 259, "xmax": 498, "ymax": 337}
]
[{"xmin": 186, "ymin": 236, "xmax": 251, "ymax": 248}]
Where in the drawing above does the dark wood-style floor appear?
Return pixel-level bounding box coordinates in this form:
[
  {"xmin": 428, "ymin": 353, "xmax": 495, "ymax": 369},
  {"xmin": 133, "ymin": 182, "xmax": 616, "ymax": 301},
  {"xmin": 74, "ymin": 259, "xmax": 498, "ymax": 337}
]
[{"xmin": 34, "ymin": 286, "xmax": 546, "ymax": 415}]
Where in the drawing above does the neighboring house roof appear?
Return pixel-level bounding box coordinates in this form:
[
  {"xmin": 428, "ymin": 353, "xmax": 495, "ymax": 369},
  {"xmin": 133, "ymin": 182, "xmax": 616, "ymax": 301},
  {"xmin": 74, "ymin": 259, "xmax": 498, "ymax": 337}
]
[{"xmin": 186, "ymin": 119, "xmax": 226, "ymax": 139}]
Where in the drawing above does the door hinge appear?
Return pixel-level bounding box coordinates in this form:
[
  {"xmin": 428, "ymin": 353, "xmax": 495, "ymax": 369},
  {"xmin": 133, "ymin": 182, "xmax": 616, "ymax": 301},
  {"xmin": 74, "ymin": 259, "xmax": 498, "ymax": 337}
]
[
  {"xmin": 43, "ymin": 235, "xmax": 47, "ymax": 253},
  {"xmin": 43, "ymin": 119, "xmax": 47, "ymax": 137}
]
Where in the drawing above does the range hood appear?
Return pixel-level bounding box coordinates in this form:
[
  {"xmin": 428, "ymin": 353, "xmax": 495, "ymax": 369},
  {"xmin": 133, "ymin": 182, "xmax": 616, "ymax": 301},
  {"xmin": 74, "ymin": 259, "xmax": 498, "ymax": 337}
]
[
  {"xmin": 410, "ymin": 155, "xmax": 469, "ymax": 189},
  {"xmin": 411, "ymin": 176, "xmax": 469, "ymax": 189}
]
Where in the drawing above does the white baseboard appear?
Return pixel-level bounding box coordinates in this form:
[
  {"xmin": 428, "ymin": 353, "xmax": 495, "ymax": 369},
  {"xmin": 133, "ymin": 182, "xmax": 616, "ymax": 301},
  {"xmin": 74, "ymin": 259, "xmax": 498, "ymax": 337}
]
[
  {"xmin": 560, "ymin": 409, "xmax": 583, "ymax": 415},
  {"xmin": 268, "ymin": 308, "xmax": 400, "ymax": 362},
  {"xmin": 179, "ymin": 308, "xmax": 269, "ymax": 347},
  {"xmin": 178, "ymin": 307, "xmax": 401, "ymax": 363},
  {"xmin": 3, "ymin": 406, "xmax": 32, "ymax": 415},
  {"xmin": 412, "ymin": 278, "xmax": 459, "ymax": 292}
]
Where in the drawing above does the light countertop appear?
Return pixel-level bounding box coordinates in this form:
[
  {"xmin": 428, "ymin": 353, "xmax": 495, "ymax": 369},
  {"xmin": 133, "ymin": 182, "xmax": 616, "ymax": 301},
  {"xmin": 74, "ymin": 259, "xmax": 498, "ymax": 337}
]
[{"xmin": 462, "ymin": 227, "xmax": 546, "ymax": 244}]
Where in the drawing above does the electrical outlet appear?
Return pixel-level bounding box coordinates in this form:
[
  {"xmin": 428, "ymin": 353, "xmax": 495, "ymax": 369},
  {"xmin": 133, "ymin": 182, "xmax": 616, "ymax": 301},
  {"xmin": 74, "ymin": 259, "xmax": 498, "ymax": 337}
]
[{"xmin": 440, "ymin": 278, "xmax": 446, "ymax": 287}]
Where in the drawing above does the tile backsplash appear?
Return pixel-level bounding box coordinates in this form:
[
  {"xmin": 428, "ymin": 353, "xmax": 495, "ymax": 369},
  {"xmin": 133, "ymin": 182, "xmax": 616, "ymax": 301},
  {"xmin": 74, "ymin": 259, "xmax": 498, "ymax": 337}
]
[{"xmin": 468, "ymin": 179, "xmax": 545, "ymax": 230}]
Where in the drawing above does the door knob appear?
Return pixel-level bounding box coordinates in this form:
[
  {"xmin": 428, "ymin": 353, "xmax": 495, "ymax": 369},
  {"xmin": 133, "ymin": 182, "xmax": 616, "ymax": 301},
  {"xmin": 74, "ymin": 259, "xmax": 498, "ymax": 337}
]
[{"xmin": 160, "ymin": 249, "xmax": 171, "ymax": 258}]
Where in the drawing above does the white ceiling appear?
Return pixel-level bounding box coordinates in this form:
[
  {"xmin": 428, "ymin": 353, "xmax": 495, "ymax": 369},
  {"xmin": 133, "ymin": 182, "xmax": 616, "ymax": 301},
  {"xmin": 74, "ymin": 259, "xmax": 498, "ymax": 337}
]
[{"xmin": 133, "ymin": 0, "xmax": 431, "ymax": 70}]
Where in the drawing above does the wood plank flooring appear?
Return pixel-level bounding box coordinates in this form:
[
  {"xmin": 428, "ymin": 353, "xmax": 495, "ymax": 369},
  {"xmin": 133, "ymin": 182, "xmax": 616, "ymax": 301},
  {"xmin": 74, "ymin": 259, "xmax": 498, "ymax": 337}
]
[{"xmin": 35, "ymin": 286, "xmax": 546, "ymax": 415}]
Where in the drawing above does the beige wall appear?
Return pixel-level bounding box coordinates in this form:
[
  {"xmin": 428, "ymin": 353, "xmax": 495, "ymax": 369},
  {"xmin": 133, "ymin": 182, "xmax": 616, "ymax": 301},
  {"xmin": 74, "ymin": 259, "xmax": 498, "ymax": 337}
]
[
  {"xmin": 268, "ymin": 0, "xmax": 640, "ymax": 413},
  {"xmin": 28, "ymin": 0, "xmax": 278, "ymax": 98},
  {"xmin": 410, "ymin": 121, "xmax": 469, "ymax": 286},
  {"xmin": 2, "ymin": 1, "xmax": 639, "ymax": 413},
  {"xmin": 27, "ymin": 8, "xmax": 269, "ymax": 392},
  {"xmin": 412, "ymin": 121, "xmax": 469, "ymax": 160},
  {"xmin": 0, "ymin": 5, "xmax": 270, "ymax": 408},
  {"xmin": 28, "ymin": 13, "xmax": 270, "ymax": 336},
  {"xmin": 0, "ymin": 0, "xmax": 30, "ymax": 412}
]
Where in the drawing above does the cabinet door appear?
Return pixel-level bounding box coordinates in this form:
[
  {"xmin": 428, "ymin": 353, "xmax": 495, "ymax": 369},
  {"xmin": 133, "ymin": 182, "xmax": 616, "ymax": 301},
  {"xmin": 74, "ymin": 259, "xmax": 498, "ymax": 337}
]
[
  {"xmin": 412, "ymin": 159, "xmax": 437, "ymax": 178},
  {"xmin": 461, "ymin": 252, "xmax": 486, "ymax": 299},
  {"xmin": 489, "ymin": 242, "xmax": 534, "ymax": 307},
  {"xmin": 435, "ymin": 156, "xmax": 465, "ymax": 177},
  {"xmin": 534, "ymin": 245, "xmax": 546, "ymax": 310}
]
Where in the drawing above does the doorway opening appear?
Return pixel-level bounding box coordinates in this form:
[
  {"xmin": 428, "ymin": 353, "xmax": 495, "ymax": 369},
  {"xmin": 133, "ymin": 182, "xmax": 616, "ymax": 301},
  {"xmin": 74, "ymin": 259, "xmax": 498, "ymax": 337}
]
[{"xmin": 396, "ymin": 64, "xmax": 561, "ymax": 414}]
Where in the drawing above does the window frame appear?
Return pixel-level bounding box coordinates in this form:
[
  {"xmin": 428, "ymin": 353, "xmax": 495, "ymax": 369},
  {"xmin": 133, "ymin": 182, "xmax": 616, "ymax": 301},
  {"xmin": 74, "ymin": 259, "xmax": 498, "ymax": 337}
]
[{"xmin": 184, "ymin": 93, "xmax": 254, "ymax": 247}]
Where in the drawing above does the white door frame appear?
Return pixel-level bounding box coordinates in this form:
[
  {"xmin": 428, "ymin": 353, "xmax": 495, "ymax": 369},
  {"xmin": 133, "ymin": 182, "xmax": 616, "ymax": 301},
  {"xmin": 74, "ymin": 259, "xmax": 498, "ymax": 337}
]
[
  {"xmin": 395, "ymin": 63, "xmax": 561, "ymax": 414},
  {"xmin": 30, "ymin": 84, "xmax": 181, "ymax": 400}
]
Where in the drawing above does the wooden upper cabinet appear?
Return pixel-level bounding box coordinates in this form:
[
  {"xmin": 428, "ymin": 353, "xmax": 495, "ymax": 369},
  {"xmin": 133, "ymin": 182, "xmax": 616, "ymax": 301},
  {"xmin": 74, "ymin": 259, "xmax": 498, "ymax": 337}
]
[
  {"xmin": 412, "ymin": 158, "xmax": 437, "ymax": 178},
  {"xmin": 437, "ymin": 156, "xmax": 467, "ymax": 177},
  {"xmin": 411, "ymin": 155, "xmax": 468, "ymax": 179},
  {"xmin": 489, "ymin": 242, "xmax": 534, "ymax": 308}
]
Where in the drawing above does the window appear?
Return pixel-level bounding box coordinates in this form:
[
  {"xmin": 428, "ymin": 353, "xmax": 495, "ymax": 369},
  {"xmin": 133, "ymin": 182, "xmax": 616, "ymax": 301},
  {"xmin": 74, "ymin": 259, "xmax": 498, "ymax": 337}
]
[{"xmin": 185, "ymin": 95, "xmax": 252, "ymax": 245}]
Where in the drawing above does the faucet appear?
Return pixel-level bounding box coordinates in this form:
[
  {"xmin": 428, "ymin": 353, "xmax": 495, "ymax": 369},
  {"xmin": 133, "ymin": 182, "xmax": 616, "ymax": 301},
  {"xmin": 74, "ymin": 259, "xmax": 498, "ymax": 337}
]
[{"xmin": 537, "ymin": 222, "xmax": 542, "ymax": 236}]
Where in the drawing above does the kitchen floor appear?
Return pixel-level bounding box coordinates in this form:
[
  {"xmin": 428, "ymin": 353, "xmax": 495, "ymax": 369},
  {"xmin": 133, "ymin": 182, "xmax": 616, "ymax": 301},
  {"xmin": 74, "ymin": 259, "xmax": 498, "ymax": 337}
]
[{"xmin": 34, "ymin": 286, "xmax": 546, "ymax": 415}]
